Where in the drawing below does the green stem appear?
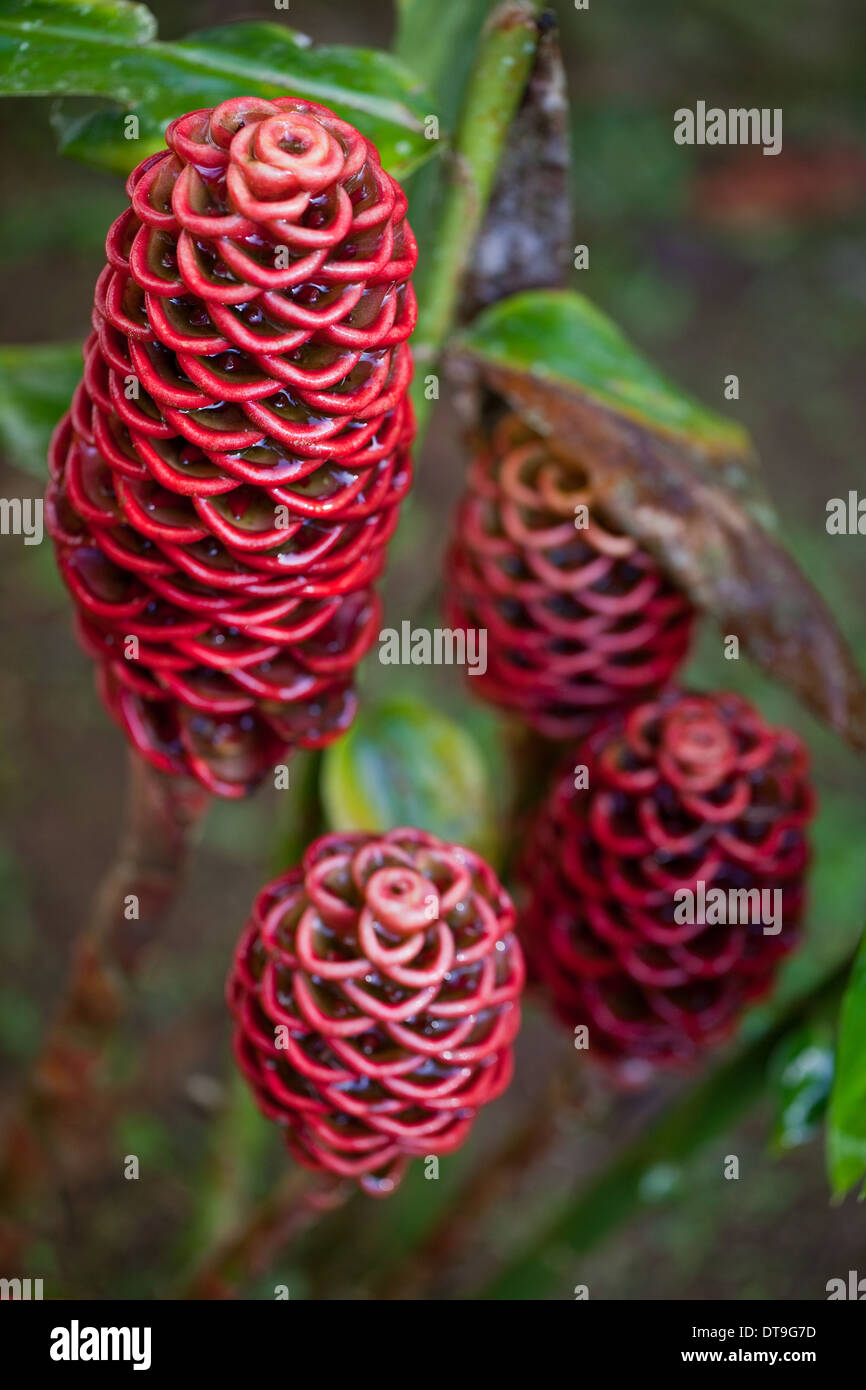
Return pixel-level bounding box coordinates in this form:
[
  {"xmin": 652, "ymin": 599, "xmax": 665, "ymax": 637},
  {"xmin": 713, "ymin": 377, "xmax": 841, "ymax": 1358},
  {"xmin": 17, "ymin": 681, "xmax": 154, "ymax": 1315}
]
[
  {"xmin": 271, "ymin": 749, "xmax": 326, "ymax": 873},
  {"xmin": 476, "ymin": 959, "xmax": 852, "ymax": 1300},
  {"xmin": 409, "ymin": 1, "xmax": 538, "ymax": 441},
  {"xmin": 178, "ymin": 1072, "xmax": 269, "ymax": 1271},
  {"xmin": 179, "ymin": 1169, "xmax": 347, "ymax": 1300}
]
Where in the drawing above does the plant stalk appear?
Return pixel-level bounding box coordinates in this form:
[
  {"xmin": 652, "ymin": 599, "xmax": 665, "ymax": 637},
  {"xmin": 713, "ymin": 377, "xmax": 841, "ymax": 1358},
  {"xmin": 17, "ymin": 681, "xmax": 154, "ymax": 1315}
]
[
  {"xmin": 0, "ymin": 750, "xmax": 209, "ymax": 1219},
  {"xmin": 180, "ymin": 1169, "xmax": 348, "ymax": 1300}
]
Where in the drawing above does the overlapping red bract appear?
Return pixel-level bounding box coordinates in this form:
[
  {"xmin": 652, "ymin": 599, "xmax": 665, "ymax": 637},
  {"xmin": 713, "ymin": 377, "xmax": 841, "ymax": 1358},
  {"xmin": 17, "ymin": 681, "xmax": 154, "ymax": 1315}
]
[
  {"xmin": 519, "ymin": 689, "xmax": 814, "ymax": 1066},
  {"xmin": 228, "ymin": 828, "xmax": 524, "ymax": 1194},
  {"xmin": 47, "ymin": 96, "xmax": 416, "ymax": 796},
  {"xmin": 445, "ymin": 416, "xmax": 693, "ymax": 738}
]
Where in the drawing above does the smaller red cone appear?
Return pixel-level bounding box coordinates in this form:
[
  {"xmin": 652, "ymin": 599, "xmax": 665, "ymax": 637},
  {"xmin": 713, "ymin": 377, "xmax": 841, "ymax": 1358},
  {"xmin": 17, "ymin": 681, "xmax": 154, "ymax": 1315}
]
[
  {"xmin": 445, "ymin": 415, "xmax": 694, "ymax": 739},
  {"xmin": 227, "ymin": 828, "xmax": 524, "ymax": 1194},
  {"xmin": 519, "ymin": 689, "xmax": 814, "ymax": 1067}
]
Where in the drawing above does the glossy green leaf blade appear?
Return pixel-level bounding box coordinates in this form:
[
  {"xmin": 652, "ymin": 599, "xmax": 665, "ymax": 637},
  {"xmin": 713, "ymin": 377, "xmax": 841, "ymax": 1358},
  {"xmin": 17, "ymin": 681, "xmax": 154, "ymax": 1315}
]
[
  {"xmin": 0, "ymin": 0, "xmax": 154, "ymax": 43},
  {"xmin": 0, "ymin": 4, "xmax": 433, "ymax": 178},
  {"xmin": 0, "ymin": 342, "xmax": 81, "ymax": 476},
  {"xmin": 321, "ymin": 694, "xmax": 497, "ymax": 859},
  {"xmin": 172, "ymin": 26, "xmax": 428, "ymax": 133},
  {"xmin": 827, "ymin": 930, "xmax": 866, "ymax": 1196},
  {"xmin": 458, "ymin": 287, "xmax": 750, "ymax": 456},
  {"xmin": 0, "ymin": 0, "xmax": 156, "ymax": 94}
]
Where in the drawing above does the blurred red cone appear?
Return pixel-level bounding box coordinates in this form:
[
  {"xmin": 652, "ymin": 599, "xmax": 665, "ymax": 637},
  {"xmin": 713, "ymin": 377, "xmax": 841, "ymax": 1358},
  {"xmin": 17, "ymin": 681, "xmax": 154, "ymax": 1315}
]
[
  {"xmin": 445, "ymin": 415, "xmax": 694, "ymax": 739},
  {"xmin": 519, "ymin": 689, "xmax": 814, "ymax": 1066}
]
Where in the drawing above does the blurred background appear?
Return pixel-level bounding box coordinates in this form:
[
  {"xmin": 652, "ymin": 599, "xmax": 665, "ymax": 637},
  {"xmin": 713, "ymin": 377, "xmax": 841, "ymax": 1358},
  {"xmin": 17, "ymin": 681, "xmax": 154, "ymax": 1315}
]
[{"xmin": 0, "ymin": 0, "xmax": 865, "ymax": 1298}]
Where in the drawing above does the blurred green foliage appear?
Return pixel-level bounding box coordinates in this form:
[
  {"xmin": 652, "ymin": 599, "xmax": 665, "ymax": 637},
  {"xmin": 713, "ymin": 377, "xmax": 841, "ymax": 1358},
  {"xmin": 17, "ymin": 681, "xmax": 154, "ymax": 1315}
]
[
  {"xmin": 322, "ymin": 693, "xmax": 499, "ymax": 862},
  {"xmin": 0, "ymin": 342, "xmax": 81, "ymax": 475},
  {"xmin": 769, "ymin": 1024, "xmax": 835, "ymax": 1153},
  {"xmin": 827, "ymin": 929, "xmax": 866, "ymax": 1196}
]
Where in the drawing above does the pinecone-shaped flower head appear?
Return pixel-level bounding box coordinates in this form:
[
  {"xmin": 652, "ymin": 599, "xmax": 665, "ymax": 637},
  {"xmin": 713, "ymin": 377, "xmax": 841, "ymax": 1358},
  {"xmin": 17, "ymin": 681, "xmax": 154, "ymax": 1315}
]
[
  {"xmin": 47, "ymin": 97, "xmax": 416, "ymax": 796},
  {"xmin": 444, "ymin": 415, "xmax": 693, "ymax": 738},
  {"xmin": 519, "ymin": 689, "xmax": 813, "ymax": 1068},
  {"xmin": 228, "ymin": 828, "xmax": 524, "ymax": 1194}
]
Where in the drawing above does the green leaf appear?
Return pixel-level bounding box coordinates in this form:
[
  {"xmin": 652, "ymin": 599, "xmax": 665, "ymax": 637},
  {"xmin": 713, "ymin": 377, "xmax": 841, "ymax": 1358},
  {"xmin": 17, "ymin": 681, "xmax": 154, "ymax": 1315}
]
[
  {"xmin": 0, "ymin": 0, "xmax": 156, "ymax": 92},
  {"xmin": 457, "ymin": 287, "xmax": 751, "ymax": 459},
  {"xmin": 0, "ymin": 3, "xmax": 434, "ymax": 178},
  {"xmin": 0, "ymin": 342, "xmax": 81, "ymax": 476},
  {"xmin": 0, "ymin": 0, "xmax": 156, "ymax": 54},
  {"xmin": 827, "ymin": 929, "xmax": 866, "ymax": 1196},
  {"xmin": 60, "ymin": 27, "xmax": 433, "ymax": 179},
  {"xmin": 769, "ymin": 1025, "xmax": 834, "ymax": 1153},
  {"xmin": 321, "ymin": 694, "xmax": 497, "ymax": 859}
]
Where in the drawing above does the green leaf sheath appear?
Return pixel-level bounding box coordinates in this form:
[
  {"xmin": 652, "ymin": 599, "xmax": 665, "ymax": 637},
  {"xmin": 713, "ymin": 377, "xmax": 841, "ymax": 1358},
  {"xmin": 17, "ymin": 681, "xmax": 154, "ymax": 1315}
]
[
  {"xmin": 827, "ymin": 930, "xmax": 866, "ymax": 1196},
  {"xmin": 0, "ymin": 2, "xmax": 434, "ymax": 177},
  {"xmin": 0, "ymin": 342, "xmax": 82, "ymax": 476}
]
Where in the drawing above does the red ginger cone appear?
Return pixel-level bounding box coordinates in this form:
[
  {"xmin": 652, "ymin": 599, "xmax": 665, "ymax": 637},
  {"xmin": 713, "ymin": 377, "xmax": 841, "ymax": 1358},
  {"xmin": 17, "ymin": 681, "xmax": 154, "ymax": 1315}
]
[
  {"xmin": 444, "ymin": 415, "xmax": 693, "ymax": 739},
  {"xmin": 519, "ymin": 689, "xmax": 814, "ymax": 1069},
  {"xmin": 227, "ymin": 828, "xmax": 524, "ymax": 1195},
  {"xmin": 47, "ymin": 97, "xmax": 417, "ymax": 796}
]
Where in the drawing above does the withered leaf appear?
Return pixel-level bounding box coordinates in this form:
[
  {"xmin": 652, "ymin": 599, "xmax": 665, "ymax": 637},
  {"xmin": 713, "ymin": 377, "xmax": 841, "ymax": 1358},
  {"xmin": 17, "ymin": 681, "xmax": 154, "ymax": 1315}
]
[{"xmin": 456, "ymin": 289, "xmax": 866, "ymax": 751}]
